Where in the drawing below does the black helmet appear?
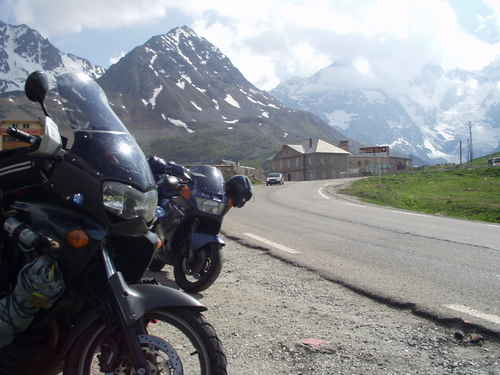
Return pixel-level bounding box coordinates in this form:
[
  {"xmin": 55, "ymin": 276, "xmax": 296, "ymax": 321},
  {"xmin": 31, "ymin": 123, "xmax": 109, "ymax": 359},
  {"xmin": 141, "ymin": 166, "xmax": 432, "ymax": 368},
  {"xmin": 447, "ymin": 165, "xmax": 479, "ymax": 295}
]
[{"xmin": 225, "ymin": 175, "xmax": 253, "ymax": 208}]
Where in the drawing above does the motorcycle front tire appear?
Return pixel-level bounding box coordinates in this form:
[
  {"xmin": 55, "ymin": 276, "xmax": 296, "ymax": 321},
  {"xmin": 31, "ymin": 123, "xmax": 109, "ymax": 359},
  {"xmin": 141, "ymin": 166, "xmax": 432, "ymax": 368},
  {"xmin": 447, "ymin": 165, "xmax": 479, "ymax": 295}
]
[
  {"xmin": 174, "ymin": 244, "xmax": 223, "ymax": 293},
  {"xmin": 63, "ymin": 308, "xmax": 227, "ymax": 375}
]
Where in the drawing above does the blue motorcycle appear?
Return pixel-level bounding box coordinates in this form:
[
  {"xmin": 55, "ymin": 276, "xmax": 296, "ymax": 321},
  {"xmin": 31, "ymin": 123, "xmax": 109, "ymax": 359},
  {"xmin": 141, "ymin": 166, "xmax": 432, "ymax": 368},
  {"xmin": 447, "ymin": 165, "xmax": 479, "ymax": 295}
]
[{"xmin": 148, "ymin": 158, "xmax": 252, "ymax": 293}]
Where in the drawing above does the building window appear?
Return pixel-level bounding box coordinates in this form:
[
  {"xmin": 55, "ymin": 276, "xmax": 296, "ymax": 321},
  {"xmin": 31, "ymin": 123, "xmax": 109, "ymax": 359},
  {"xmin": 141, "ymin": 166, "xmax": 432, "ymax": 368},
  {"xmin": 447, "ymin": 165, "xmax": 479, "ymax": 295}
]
[
  {"xmin": 296, "ymin": 158, "xmax": 300, "ymax": 168},
  {"xmin": 22, "ymin": 124, "xmax": 30, "ymax": 129}
]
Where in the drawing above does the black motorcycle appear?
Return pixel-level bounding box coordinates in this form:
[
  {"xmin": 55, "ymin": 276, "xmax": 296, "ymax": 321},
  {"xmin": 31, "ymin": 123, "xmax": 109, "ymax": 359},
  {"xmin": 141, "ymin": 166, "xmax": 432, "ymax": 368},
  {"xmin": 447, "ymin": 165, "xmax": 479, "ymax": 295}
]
[
  {"xmin": 147, "ymin": 158, "xmax": 252, "ymax": 293},
  {"xmin": 0, "ymin": 71, "xmax": 227, "ymax": 374}
]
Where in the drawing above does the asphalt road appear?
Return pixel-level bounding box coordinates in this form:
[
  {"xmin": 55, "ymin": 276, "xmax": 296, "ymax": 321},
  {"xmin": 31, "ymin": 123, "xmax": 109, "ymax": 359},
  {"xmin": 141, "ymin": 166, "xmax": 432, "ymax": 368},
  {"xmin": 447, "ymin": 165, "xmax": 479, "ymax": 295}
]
[{"xmin": 222, "ymin": 178, "xmax": 500, "ymax": 333}]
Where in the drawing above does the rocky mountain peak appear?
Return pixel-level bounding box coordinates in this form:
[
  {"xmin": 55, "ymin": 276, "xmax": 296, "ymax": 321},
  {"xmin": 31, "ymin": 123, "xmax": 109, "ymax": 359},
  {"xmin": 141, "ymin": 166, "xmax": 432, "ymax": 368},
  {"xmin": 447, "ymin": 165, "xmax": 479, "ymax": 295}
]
[
  {"xmin": 96, "ymin": 25, "xmax": 345, "ymax": 161},
  {"xmin": 0, "ymin": 21, "xmax": 104, "ymax": 94}
]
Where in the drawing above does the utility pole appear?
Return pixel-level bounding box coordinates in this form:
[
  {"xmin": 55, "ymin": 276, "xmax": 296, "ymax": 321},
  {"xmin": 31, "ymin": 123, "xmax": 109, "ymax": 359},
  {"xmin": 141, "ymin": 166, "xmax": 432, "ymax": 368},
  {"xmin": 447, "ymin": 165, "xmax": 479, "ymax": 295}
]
[
  {"xmin": 467, "ymin": 121, "xmax": 473, "ymax": 162},
  {"xmin": 459, "ymin": 139, "xmax": 462, "ymax": 165}
]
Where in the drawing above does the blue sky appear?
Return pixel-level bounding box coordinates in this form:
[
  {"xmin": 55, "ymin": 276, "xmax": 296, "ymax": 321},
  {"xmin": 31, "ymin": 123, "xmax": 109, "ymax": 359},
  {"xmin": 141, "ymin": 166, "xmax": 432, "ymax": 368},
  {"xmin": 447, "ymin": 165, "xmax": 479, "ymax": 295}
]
[{"xmin": 2, "ymin": 0, "xmax": 500, "ymax": 90}]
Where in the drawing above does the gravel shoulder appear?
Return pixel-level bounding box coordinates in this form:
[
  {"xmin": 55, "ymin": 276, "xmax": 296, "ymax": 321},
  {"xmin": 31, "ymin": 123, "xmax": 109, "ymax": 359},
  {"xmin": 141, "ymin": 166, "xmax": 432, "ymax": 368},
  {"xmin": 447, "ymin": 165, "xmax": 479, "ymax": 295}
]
[{"xmin": 148, "ymin": 237, "xmax": 500, "ymax": 375}]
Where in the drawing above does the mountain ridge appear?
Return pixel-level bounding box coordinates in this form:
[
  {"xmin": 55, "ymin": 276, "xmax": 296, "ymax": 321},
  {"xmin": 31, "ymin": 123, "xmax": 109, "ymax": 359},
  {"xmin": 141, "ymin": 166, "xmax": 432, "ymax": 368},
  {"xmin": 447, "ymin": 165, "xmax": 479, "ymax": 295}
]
[
  {"xmin": 0, "ymin": 20, "xmax": 104, "ymax": 94},
  {"xmin": 271, "ymin": 60, "xmax": 500, "ymax": 163},
  {"xmin": 0, "ymin": 24, "xmax": 349, "ymax": 163}
]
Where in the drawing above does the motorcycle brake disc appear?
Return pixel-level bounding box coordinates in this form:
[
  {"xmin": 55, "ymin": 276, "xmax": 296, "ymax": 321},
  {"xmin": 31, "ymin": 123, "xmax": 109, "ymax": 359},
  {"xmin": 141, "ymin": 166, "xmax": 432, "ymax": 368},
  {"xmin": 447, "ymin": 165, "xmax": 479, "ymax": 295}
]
[{"xmin": 105, "ymin": 334, "xmax": 183, "ymax": 375}]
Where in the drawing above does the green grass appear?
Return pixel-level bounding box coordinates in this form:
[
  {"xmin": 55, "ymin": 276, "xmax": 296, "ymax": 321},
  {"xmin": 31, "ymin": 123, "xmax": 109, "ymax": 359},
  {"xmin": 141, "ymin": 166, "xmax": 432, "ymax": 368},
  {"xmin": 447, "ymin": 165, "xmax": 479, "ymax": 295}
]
[
  {"xmin": 340, "ymin": 167, "xmax": 500, "ymax": 223},
  {"xmin": 469, "ymin": 151, "xmax": 500, "ymax": 167}
]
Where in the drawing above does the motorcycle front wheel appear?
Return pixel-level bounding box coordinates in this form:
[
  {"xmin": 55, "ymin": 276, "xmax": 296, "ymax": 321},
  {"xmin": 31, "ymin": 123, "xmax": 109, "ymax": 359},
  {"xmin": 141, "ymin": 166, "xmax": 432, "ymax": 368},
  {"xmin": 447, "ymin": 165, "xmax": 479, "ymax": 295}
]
[
  {"xmin": 64, "ymin": 309, "xmax": 227, "ymax": 375},
  {"xmin": 174, "ymin": 245, "xmax": 223, "ymax": 293}
]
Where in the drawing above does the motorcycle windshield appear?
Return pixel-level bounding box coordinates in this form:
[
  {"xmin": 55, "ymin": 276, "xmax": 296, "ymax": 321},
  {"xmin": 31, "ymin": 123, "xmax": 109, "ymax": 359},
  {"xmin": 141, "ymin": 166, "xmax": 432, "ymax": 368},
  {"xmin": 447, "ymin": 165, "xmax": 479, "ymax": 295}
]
[
  {"xmin": 55, "ymin": 72, "xmax": 155, "ymax": 192},
  {"xmin": 189, "ymin": 165, "xmax": 225, "ymax": 196}
]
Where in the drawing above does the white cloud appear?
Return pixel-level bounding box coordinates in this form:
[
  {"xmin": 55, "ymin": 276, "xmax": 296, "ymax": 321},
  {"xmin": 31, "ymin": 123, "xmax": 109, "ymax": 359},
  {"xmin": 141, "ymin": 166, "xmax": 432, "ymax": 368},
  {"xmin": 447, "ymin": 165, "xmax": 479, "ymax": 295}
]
[
  {"xmin": 7, "ymin": 0, "xmax": 500, "ymax": 90},
  {"xmin": 10, "ymin": 0, "xmax": 179, "ymax": 35},
  {"xmin": 109, "ymin": 51, "xmax": 126, "ymax": 65}
]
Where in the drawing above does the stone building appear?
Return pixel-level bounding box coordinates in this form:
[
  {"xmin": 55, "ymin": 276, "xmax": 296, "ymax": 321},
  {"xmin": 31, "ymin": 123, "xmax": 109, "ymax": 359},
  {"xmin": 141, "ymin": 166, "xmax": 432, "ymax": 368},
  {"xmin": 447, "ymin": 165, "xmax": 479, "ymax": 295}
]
[
  {"xmin": 270, "ymin": 138, "xmax": 412, "ymax": 181},
  {"xmin": 270, "ymin": 138, "xmax": 350, "ymax": 181},
  {"xmin": 348, "ymin": 154, "xmax": 411, "ymax": 175}
]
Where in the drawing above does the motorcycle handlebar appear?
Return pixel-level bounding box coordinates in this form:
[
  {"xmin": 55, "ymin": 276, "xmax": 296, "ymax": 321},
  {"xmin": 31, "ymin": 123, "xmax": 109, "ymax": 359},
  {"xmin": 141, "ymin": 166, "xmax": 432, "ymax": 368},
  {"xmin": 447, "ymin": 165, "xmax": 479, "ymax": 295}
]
[{"xmin": 7, "ymin": 127, "xmax": 41, "ymax": 146}]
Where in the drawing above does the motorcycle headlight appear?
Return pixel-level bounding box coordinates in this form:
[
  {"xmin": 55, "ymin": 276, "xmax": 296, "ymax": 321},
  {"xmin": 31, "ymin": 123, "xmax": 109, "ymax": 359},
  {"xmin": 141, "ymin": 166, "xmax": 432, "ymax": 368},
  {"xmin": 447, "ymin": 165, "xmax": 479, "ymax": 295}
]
[
  {"xmin": 102, "ymin": 181, "xmax": 158, "ymax": 223},
  {"xmin": 195, "ymin": 197, "xmax": 225, "ymax": 216}
]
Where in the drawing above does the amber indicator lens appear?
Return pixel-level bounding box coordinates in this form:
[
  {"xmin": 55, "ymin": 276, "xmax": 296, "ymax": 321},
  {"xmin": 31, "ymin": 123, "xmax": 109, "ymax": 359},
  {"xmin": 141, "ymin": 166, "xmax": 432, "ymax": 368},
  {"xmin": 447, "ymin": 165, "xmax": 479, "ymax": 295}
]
[
  {"xmin": 181, "ymin": 185, "xmax": 192, "ymax": 200},
  {"xmin": 67, "ymin": 230, "xmax": 90, "ymax": 248}
]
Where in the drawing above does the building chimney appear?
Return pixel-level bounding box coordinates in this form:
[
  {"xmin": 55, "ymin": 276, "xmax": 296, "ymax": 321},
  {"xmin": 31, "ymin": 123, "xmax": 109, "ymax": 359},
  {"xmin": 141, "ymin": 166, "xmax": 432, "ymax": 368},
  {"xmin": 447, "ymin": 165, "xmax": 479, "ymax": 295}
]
[
  {"xmin": 339, "ymin": 140, "xmax": 349, "ymax": 152},
  {"xmin": 309, "ymin": 138, "xmax": 313, "ymax": 149}
]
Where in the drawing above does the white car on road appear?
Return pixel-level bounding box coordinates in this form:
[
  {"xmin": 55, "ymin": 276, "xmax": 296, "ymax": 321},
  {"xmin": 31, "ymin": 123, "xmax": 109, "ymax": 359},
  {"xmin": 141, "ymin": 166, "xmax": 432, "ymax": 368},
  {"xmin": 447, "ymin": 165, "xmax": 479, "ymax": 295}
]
[{"xmin": 266, "ymin": 172, "xmax": 284, "ymax": 186}]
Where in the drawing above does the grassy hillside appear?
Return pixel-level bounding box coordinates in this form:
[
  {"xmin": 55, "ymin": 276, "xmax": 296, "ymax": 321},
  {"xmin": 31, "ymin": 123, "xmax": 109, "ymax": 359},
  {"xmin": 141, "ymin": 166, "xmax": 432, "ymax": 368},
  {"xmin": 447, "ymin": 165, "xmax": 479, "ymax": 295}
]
[
  {"xmin": 469, "ymin": 151, "xmax": 500, "ymax": 167},
  {"xmin": 340, "ymin": 166, "xmax": 500, "ymax": 223}
]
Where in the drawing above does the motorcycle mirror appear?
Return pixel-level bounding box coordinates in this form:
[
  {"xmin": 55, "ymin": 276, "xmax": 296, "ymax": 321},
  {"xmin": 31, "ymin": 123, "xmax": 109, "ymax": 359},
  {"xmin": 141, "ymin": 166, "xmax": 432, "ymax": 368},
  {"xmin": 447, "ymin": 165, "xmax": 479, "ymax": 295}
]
[
  {"xmin": 25, "ymin": 71, "xmax": 50, "ymax": 117},
  {"xmin": 25, "ymin": 71, "xmax": 49, "ymax": 104}
]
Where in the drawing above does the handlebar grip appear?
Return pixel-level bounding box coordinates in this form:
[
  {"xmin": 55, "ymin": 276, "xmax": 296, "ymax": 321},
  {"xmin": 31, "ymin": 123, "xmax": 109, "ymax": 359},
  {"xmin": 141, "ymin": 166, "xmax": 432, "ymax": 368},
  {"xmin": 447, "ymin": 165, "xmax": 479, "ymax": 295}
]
[{"xmin": 7, "ymin": 127, "xmax": 40, "ymax": 146}]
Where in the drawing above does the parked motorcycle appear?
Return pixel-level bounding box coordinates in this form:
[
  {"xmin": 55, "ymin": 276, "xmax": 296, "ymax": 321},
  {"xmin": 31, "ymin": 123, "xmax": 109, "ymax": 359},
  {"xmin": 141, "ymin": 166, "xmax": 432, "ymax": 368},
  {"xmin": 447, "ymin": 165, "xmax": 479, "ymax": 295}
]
[
  {"xmin": 0, "ymin": 71, "xmax": 227, "ymax": 374},
  {"xmin": 147, "ymin": 157, "xmax": 253, "ymax": 293}
]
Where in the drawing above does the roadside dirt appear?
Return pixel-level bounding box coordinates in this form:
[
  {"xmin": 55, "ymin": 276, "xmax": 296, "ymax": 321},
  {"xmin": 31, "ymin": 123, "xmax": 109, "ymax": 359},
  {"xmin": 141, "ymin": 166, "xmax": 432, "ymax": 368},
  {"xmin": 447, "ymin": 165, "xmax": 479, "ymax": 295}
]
[{"xmin": 149, "ymin": 237, "xmax": 500, "ymax": 375}]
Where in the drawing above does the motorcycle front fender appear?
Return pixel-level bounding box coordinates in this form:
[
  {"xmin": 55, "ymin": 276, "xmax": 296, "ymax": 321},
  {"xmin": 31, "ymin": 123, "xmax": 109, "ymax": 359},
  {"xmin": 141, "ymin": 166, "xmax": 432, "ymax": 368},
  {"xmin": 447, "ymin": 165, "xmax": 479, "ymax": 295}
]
[
  {"xmin": 128, "ymin": 283, "xmax": 206, "ymax": 314},
  {"xmin": 191, "ymin": 232, "xmax": 225, "ymax": 251},
  {"xmin": 109, "ymin": 273, "xmax": 207, "ymax": 327}
]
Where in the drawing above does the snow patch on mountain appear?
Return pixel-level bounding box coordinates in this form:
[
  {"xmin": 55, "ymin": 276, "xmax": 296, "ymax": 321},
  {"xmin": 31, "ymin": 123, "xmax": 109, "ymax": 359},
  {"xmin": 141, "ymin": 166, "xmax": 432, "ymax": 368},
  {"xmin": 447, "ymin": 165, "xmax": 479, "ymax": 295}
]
[
  {"xmin": 176, "ymin": 79, "xmax": 185, "ymax": 89},
  {"xmin": 147, "ymin": 85, "xmax": 163, "ymax": 109},
  {"xmin": 224, "ymin": 94, "xmax": 240, "ymax": 108},
  {"xmin": 168, "ymin": 117, "xmax": 194, "ymax": 133},
  {"xmin": 181, "ymin": 74, "xmax": 192, "ymax": 84},
  {"xmin": 212, "ymin": 99, "xmax": 219, "ymax": 110},
  {"xmin": 325, "ymin": 110, "xmax": 357, "ymax": 130},
  {"xmin": 190, "ymin": 101, "xmax": 202, "ymax": 111}
]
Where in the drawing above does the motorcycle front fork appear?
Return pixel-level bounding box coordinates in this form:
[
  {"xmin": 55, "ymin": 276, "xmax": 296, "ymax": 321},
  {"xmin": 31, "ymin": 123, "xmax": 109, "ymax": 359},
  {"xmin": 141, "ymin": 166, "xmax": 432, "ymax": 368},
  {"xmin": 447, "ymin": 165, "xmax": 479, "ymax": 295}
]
[{"xmin": 101, "ymin": 246, "xmax": 151, "ymax": 375}]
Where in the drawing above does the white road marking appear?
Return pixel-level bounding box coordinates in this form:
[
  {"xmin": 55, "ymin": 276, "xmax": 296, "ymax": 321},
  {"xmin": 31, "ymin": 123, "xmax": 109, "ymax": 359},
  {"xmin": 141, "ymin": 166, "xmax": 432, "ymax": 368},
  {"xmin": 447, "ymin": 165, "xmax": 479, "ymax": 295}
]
[
  {"xmin": 244, "ymin": 233, "xmax": 301, "ymax": 254},
  {"xmin": 395, "ymin": 211, "xmax": 426, "ymax": 217},
  {"xmin": 318, "ymin": 187, "xmax": 330, "ymax": 200},
  {"xmin": 444, "ymin": 304, "xmax": 500, "ymax": 325},
  {"xmin": 343, "ymin": 202, "xmax": 365, "ymax": 208}
]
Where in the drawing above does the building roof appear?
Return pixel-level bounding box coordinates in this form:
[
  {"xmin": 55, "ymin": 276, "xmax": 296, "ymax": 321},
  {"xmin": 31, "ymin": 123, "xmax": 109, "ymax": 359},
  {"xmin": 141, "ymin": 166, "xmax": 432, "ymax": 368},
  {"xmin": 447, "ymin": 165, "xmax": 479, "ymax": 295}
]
[{"xmin": 286, "ymin": 138, "xmax": 350, "ymax": 155}]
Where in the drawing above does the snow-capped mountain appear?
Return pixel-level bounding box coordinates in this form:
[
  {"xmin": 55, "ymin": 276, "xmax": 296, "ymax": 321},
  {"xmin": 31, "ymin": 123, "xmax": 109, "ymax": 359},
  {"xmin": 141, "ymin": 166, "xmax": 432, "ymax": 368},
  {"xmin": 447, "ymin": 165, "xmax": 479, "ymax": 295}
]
[
  {"xmin": 0, "ymin": 20, "xmax": 104, "ymax": 93},
  {"xmin": 97, "ymin": 26, "xmax": 345, "ymax": 161},
  {"xmin": 1, "ymin": 24, "xmax": 346, "ymax": 162},
  {"xmin": 272, "ymin": 61, "xmax": 500, "ymax": 163}
]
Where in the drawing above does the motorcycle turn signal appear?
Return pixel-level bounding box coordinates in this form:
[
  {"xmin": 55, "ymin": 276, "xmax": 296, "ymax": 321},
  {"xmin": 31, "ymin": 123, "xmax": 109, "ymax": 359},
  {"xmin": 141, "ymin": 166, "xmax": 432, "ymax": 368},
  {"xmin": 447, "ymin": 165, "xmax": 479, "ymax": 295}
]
[{"xmin": 67, "ymin": 229, "xmax": 90, "ymax": 248}]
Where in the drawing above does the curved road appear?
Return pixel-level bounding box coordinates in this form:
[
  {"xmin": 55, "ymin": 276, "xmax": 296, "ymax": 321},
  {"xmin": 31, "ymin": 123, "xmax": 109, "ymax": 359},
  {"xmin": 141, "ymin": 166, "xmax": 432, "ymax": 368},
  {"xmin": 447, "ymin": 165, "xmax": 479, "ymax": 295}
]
[{"xmin": 222, "ymin": 179, "xmax": 500, "ymax": 332}]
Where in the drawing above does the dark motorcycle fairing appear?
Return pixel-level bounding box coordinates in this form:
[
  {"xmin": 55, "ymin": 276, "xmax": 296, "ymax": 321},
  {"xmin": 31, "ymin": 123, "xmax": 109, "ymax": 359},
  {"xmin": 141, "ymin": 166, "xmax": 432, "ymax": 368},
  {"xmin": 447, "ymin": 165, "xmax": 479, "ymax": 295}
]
[
  {"xmin": 10, "ymin": 201, "xmax": 106, "ymax": 284},
  {"xmin": 189, "ymin": 165, "xmax": 225, "ymax": 197},
  {"xmin": 191, "ymin": 232, "xmax": 225, "ymax": 251},
  {"xmin": 48, "ymin": 152, "xmax": 150, "ymax": 236}
]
